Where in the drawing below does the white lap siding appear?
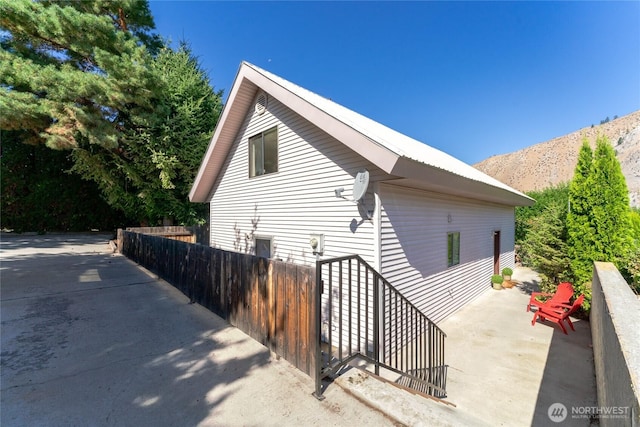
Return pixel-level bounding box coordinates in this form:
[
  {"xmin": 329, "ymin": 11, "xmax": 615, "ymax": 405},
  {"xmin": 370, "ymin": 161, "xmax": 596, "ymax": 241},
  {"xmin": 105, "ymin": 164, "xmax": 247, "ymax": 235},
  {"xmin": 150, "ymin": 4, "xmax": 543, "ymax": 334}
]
[
  {"xmin": 379, "ymin": 183, "xmax": 516, "ymax": 323},
  {"xmin": 208, "ymin": 94, "xmax": 383, "ymax": 267}
]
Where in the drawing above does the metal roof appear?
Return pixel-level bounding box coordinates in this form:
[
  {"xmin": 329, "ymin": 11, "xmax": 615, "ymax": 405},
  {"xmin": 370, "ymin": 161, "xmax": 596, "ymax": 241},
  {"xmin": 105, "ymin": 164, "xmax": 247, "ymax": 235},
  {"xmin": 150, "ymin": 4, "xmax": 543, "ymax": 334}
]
[{"xmin": 190, "ymin": 62, "xmax": 534, "ymax": 207}]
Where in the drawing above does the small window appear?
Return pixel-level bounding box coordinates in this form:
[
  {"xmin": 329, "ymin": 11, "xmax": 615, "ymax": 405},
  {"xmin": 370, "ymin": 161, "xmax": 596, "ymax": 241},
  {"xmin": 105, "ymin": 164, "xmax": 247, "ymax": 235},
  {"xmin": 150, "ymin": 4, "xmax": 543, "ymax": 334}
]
[
  {"xmin": 255, "ymin": 237, "xmax": 272, "ymax": 258},
  {"xmin": 447, "ymin": 232, "xmax": 460, "ymax": 267},
  {"xmin": 249, "ymin": 127, "xmax": 278, "ymax": 177}
]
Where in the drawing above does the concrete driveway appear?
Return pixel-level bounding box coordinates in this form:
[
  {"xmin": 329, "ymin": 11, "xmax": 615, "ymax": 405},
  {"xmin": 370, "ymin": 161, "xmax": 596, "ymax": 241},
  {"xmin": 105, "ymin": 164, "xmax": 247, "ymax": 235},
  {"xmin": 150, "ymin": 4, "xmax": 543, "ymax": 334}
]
[{"xmin": 0, "ymin": 234, "xmax": 394, "ymax": 427}]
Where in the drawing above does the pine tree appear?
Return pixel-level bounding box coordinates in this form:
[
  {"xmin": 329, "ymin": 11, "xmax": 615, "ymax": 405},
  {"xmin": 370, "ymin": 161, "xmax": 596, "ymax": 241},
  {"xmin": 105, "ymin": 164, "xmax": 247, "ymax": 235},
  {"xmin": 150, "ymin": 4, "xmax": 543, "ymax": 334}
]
[
  {"xmin": 0, "ymin": 0, "xmax": 160, "ymax": 149},
  {"xmin": 1, "ymin": 1, "xmax": 222, "ymax": 225},
  {"xmin": 70, "ymin": 44, "xmax": 223, "ymax": 224}
]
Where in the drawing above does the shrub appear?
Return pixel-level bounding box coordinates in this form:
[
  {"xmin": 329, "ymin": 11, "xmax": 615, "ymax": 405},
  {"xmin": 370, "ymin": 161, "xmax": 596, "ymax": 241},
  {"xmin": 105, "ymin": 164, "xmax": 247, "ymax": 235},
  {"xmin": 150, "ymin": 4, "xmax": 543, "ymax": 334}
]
[
  {"xmin": 501, "ymin": 267, "xmax": 513, "ymax": 276},
  {"xmin": 491, "ymin": 274, "xmax": 504, "ymax": 284}
]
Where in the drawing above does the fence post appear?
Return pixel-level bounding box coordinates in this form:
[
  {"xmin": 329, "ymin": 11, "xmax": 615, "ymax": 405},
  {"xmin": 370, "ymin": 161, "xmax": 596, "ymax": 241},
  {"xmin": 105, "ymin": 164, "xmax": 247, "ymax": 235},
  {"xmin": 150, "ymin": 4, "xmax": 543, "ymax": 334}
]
[
  {"xmin": 312, "ymin": 260, "xmax": 325, "ymax": 400},
  {"xmin": 116, "ymin": 228, "xmax": 123, "ymax": 254}
]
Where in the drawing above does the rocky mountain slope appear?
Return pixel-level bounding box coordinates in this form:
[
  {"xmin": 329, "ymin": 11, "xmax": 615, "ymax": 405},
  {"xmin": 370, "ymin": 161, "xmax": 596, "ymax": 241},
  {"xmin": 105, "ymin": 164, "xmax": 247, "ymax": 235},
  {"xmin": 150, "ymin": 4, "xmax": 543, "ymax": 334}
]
[{"xmin": 474, "ymin": 110, "xmax": 640, "ymax": 207}]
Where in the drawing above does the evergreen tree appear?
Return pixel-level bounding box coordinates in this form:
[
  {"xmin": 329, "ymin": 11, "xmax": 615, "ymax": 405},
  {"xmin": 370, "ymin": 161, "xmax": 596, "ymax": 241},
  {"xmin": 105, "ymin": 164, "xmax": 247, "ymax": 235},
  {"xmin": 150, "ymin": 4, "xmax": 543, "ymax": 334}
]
[
  {"xmin": 70, "ymin": 44, "xmax": 223, "ymax": 224},
  {"xmin": 627, "ymin": 209, "xmax": 640, "ymax": 292},
  {"xmin": 1, "ymin": 1, "xmax": 222, "ymax": 225},
  {"xmin": 515, "ymin": 182, "xmax": 569, "ymax": 244},
  {"xmin": 521, "ymin": 202, "xmax": 571, "ymax": 291},
  {"xmin": 590, "ymin": 135, "xmax": 632, "ymax": 267},
  {"xmin": 0, "ymin": 0, "xmax": 160, "ymax": 149},
  {"xmin": 1, "ymin": 130, "xmax": 131, "ymax": 232},
  {"xmin": 567, "ymin": 139, "xmax": 596, "ymax": 288},
  {"xmin": 567, "ymin": 136, "xmax": 632, "ymax": 308}
]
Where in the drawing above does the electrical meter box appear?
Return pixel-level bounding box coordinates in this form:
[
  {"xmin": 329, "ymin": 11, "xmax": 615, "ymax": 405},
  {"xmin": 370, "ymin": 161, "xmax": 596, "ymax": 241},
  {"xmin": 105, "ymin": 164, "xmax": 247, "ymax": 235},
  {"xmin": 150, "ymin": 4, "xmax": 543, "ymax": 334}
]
[{"xmin": 309, "ymin": 234, "xmax": 324, "ymax": 255}]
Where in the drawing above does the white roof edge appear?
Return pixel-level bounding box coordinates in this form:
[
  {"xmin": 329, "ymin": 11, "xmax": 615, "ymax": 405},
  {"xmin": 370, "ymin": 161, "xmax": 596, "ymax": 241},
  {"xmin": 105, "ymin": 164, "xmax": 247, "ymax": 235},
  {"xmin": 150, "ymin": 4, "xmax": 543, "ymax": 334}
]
[
  {"xmin": 242, "ymin": 62, "xmax": 532, "ymax": 205},
  {"xmin": 190, "ymin": 61, "xmax": 534, "ymax": 206},
  {"xmin": 189, "ymin": 63, "xmax": 249, "ymax": 202},
  {"xmin": 241, "ymin": 63, "xmax": 401, "ymax": 173}
]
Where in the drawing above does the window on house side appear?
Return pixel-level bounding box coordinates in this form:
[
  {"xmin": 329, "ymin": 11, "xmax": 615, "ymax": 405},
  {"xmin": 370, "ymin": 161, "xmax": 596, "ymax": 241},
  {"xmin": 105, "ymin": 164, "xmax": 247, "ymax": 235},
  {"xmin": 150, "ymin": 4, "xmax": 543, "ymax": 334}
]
[
  {"xmin": 255, "ymin": 237, "xmax": 272, "ymax": 259},
  {"xmin": 249, "ymin": 127, "xmax": 278, "ymax": 177},
  {"xmin": 447, "ymin": 232, "xmax": 460, "ymax": 267}
]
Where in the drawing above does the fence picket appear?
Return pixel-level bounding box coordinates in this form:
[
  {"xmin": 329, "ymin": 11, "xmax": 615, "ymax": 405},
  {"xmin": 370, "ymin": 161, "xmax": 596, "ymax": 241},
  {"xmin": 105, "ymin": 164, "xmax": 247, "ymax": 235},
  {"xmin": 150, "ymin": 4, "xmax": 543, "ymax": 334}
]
[
  {"xmin": 275, "ymin": 262, "xmax": 287, "ymax": 358},
  {"xmin": 267, "ymin": 261, "xmax": 276, "ymax": 352},
  {"xmin": 298, "ymin": 266, "xmax": 310, "ymax": 375},
  {"xmin": 285, "ymin": 264, "xmax": 298, "ymax": 367}
]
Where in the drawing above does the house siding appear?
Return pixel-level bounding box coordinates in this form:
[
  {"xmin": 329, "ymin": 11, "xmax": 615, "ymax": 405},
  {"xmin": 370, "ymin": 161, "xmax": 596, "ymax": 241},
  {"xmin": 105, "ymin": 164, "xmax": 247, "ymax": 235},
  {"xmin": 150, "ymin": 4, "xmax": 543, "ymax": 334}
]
[
  {"xmin": 209, "ymin": 93, "xmax": 383, "ymax": 267},
  {"xmin": 379, "ymin": 183, "xmax": 516, "ymax": 323}
]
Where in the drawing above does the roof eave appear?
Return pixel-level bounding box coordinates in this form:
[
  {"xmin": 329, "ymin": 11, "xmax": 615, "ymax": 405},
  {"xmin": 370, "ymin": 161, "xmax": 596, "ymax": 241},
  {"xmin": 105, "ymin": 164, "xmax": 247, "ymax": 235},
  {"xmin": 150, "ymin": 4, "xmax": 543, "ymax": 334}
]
[
  {"xmin": 189, "ymin": 63, "xmax": 401, "ymax": 202},
  {"xmin": 189, "ymin": 64, "xmax": 253, "ymax": 202},
  {"xmin": 390, "ymin": 157, "xmax": 535, "ymax": 206},
  {"xmin": 190, "ymin": 62, "xmax": 534, "ymax": 208}
]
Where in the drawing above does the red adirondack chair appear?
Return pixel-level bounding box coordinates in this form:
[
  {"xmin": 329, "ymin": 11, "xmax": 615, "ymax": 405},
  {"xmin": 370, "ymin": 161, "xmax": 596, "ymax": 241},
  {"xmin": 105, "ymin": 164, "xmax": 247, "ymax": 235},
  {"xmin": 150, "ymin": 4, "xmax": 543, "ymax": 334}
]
[
  {"xmin": 531, "ymin": 295, "xmax": 585, "ymax": 334},
  {"xmin": 526, "ymin": 282, "xmax": 574, "ymax": 312}
]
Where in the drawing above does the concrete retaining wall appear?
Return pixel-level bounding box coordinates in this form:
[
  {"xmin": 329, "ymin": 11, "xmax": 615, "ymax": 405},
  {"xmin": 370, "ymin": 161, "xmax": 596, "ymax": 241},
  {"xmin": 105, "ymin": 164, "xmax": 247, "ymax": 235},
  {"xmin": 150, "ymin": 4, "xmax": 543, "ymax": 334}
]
[{"xmin": 591, "ymin": 261, "xmax": 640, "ymax": 426}]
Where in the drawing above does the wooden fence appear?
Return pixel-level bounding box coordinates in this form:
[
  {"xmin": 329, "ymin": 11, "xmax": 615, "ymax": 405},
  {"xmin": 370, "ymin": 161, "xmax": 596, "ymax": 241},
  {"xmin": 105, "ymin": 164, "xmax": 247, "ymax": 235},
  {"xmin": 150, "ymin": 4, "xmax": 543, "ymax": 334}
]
[
  {"xmin": 119, "ymin": 230, "xmax": 316, "ymax": 377},
  {"xmin": 124, "ymin": 225, "xmax": 210, "ymax": 245}
]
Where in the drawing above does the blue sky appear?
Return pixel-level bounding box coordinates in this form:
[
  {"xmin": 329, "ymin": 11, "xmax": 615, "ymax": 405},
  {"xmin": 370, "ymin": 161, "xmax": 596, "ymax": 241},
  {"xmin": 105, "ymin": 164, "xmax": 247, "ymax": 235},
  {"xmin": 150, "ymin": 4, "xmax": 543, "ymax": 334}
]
[{"xmin": 149, "ymin": 1, "xmax": 640, "ymax": 165}]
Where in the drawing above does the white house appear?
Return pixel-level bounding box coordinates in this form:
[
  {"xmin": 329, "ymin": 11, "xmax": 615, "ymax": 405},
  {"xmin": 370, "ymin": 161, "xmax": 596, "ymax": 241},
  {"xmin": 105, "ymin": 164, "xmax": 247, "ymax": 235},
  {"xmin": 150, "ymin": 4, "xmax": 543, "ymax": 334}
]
[{"xmin": 189, "ymin": 62, "xmax": 534, "ymax": 323}]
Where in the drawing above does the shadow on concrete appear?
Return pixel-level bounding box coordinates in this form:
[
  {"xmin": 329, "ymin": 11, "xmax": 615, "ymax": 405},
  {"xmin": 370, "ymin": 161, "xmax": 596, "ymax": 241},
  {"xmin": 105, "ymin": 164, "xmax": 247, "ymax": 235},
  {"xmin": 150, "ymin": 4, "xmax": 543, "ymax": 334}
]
[
  {"xmin": 514, "ymin": 275, "xmax": 540, "ymax": 297},
  {"xmin": 0, "ymin": 248, "xmax": 274, "ymax": 426},
  {"xmin": 530, "ymin": 319, "xmax": 596, "ymax": 426},
  {"xmin": 100, "ymin": 323, "xmax": 273, "ymax": 426},
  {"xmin": 512, "ymin": 273, "xmax": 597, "ymax": 425}
]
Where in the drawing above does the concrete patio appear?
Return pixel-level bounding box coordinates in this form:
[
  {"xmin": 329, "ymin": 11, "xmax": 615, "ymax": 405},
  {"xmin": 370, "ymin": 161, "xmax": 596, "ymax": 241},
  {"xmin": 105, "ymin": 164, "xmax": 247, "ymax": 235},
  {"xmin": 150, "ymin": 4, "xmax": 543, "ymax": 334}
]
[
  {"xmin": 438, "ymin": 267, "xmax": 596, "ymax": 425},
  {"xmin": 333, "ymin": 267, "xmax": 597, "ymax": 426}
]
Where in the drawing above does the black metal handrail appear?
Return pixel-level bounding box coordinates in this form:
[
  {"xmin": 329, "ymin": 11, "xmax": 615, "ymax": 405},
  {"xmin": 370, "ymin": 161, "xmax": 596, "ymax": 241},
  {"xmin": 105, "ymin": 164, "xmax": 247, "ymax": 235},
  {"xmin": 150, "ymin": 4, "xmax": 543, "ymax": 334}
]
[{"xmin": 313, "ymin": 255, "xmax": 447, "ymax": 399}]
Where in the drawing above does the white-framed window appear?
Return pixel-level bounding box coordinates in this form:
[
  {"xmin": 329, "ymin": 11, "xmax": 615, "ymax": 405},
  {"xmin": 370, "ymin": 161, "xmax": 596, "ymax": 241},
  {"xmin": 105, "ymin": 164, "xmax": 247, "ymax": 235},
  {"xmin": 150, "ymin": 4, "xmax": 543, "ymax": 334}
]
[
  {"xmin": 255, "ymin": 236, "xmax": 272, "ymax": 259},
  {"xmin": 447, "ymin": 232, "xmax": 460, "ymax": 267},
  {"xmin": 249, "ymin": 127, "xmax": 278, "ymax": 177}
]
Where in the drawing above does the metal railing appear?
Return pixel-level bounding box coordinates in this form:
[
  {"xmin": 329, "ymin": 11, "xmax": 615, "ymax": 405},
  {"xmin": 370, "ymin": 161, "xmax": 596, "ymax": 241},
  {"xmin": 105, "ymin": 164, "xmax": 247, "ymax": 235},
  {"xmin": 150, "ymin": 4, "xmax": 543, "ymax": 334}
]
[{"xmin": 313, "ymin": 255, "xmax": 447, "ymax": 399}]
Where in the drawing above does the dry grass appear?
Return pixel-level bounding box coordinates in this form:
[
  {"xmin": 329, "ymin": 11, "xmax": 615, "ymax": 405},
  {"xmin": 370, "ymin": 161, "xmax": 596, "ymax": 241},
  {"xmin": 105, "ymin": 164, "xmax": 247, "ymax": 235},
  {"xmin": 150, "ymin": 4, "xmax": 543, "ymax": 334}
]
[{"xmin": 474, "ymin": 110, "xmax": 640, "ymax": 207}]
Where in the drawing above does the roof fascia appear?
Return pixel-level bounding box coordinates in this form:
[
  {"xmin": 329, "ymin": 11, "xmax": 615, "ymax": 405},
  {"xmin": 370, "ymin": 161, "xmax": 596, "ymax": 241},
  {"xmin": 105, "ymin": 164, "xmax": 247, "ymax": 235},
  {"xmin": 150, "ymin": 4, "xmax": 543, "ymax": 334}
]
[
  {"xmin": 190, "ymin": 62, "xmax": 534, "ymax": 208},
  {"xmin": 244, "ymin": 66, "xmax": 400, "ymax": 173},
  {"xmin": 189, "ymin": 63, "xmax": 400, "ymax": 202},
  {"xmin": 189, "ymin": 65, "xmax": 257, "ymax": 202},
  {"xmin": 391, "ymin": 157, "xmax": 535, "ymax": 206}
]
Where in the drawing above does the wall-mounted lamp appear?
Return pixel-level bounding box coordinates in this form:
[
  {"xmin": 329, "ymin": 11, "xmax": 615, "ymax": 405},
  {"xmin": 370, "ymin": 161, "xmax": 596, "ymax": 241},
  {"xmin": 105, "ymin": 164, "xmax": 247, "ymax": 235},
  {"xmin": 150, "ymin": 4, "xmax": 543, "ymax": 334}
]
[{"xmin": 447, "ymin": 214, "xmax": 453, "ymax": 223}]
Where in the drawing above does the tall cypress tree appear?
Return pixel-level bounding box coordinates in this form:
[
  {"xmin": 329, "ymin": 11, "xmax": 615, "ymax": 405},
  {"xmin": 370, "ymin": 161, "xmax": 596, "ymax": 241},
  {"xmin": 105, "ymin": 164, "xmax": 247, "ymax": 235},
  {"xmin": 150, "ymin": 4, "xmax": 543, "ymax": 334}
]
[
  {"xmin": 1, "ymin": 129, "xmax": 131, "ymax": 232},
  {"xmin": 590, "ymin": 136, "xmax": 632, "ymax": 267},
  {"xmin": 567, "ymin": 136, "xmax": 632, "ymax": 308},
  {"xmin": 567, "ymin": 139, "xmax": 596, "ymax": 288}
]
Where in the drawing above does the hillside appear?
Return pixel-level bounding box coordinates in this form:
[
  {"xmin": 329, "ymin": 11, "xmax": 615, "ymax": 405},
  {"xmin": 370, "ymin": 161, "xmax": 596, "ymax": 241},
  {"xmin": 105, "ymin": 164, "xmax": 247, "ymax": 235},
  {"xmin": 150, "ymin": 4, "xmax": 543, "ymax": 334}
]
[{"xmin": 474, "ymin": 110, "xmax": 640, "ymax": 207}]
